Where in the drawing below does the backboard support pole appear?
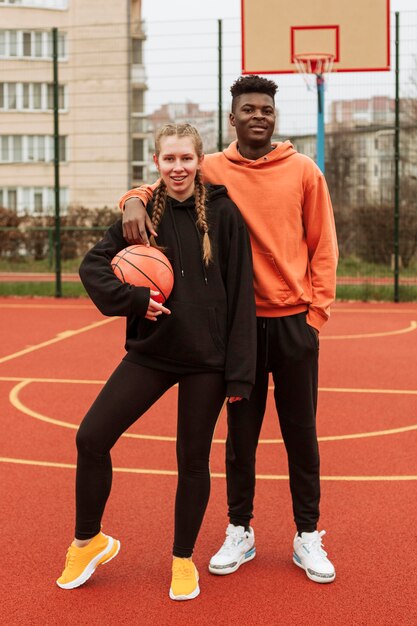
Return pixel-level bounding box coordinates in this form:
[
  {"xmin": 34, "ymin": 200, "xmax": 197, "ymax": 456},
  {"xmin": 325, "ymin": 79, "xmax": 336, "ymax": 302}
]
[{"xmin": 316, "ymin": 74, "xmax": 325, "ymax": 173}]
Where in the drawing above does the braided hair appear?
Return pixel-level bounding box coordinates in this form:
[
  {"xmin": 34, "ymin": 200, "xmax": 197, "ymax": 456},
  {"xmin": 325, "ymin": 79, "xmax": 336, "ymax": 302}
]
[{"xmin": 152, "ymin": 123, "xmax": 213, "ymax": 265}]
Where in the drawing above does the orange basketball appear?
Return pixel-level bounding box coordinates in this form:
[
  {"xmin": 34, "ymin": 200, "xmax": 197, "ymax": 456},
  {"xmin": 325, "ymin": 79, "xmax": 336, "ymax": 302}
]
[{"xmin": 111, "ymin": 245, "xmax": 174, "ymax": 303}]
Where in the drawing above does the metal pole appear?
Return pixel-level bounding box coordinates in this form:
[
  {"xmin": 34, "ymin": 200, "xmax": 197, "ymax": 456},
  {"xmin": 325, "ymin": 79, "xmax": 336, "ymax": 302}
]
[
  {"xmin": 316, "ymin": 74, "xmax": 325, "ymax": 173},
  {"xmin": 394, "ymin": 12, "xmax": 400, "ymax": 302},
  {"xmin": 52, "ymin": 27, "xmax": 62, "ymax": 297},
  {"xmin": 217, "ymin": 19, "xmax": 223, "ymax": 152}
]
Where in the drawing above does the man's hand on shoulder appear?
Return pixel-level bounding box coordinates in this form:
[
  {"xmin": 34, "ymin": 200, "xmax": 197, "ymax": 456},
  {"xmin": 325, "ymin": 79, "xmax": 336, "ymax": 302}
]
[{"xmin": 122, "ymin": 197, "xmax": 157, "ymax": 245}]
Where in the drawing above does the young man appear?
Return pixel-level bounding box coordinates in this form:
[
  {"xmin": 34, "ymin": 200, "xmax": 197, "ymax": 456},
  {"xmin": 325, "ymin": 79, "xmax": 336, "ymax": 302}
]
[{"xmin": 119, "ymin": 76, "xmax": 338, "ymax": 584}]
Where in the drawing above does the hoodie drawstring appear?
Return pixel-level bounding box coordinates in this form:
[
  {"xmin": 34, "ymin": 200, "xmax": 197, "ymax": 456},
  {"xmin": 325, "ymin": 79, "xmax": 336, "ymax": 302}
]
[
  {"xmin": 185, "ymin": 208, "xmax": 209, "ymax": 286},
  {"xmin": 167, "ymin": 199, "xmax": 208, "ymax": 285},
  {"xmin": 168, "ymin": 200, "xmax": 185, "ymax": 277}
]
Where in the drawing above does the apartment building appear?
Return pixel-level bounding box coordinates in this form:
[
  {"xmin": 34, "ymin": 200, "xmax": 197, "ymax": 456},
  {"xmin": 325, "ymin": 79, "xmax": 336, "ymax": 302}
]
[
  {"xmin": 292, "ymin": 95, "xmax": 417, "ymax": 208},
  {"xmin": 0, "ymin": 0, "xmax": 148, "ymax": 214}
]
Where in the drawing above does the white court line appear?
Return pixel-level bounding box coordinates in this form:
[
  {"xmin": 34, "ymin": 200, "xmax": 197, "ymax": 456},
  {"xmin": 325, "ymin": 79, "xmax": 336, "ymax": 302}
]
[{"xmin": 1, "ymin": 456, "xmax": 416, "ymax": 481}]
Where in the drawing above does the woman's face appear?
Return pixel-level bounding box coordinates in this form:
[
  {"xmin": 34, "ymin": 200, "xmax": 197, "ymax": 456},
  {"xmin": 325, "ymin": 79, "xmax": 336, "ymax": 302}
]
[{"xmin": 154, "ymin": 135, "xmax": 203, "ymax": 201}]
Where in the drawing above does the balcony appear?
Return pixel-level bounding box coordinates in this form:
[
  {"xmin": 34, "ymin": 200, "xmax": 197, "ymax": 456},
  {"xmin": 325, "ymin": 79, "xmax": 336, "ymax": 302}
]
[{"xmin": 131, "ymin": 65, "xmax": 147, "ymax": 86}]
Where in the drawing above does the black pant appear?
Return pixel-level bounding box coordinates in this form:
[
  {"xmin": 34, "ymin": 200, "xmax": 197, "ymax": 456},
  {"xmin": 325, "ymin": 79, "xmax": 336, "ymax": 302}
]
[
  {"xmin": 226, "ymin": 312, "xmax": 320, "ymax": 534},
  {"xmin": 75, "ymin": 360, "xmax": 226, "ymax": 557}
]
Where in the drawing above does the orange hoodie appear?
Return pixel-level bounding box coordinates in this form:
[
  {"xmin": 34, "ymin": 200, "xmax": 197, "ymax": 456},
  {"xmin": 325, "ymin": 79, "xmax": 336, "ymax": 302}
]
[{"xmin": 119, "ymin": 141, "xmax": 338, "ymax": 330}]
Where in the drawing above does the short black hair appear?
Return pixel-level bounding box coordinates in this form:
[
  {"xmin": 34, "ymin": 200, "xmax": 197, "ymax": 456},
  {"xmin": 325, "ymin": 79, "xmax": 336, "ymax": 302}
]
[{"xmin": 230, "ymin": 75, "xmax": 278, "ymax": 106}]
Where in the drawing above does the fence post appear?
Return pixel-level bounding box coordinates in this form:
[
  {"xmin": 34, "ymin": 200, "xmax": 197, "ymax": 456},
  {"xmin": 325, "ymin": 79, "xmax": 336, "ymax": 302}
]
[
  {"xmin": 394, "ymin": 11, "xmax": 400, "ymax": 303},
  {"xmin": 52, "ymin": 27, "xmax": 62, "ymax": 298},
  {"xmin": 217, "ymin": 19, "xmax": 223, "ymax": 152}
]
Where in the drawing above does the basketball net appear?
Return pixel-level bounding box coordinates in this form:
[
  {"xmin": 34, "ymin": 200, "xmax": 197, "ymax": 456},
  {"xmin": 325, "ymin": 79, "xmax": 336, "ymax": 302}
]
[{"xmin": 293, "ymin": 53, "xmax": 334, "ymax": 91}]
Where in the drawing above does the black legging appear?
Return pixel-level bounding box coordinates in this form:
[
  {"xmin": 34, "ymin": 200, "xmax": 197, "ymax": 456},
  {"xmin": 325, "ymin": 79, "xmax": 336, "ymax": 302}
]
[{"xmin": 75, "ymin": 360, "xmax": 226, "ymax": 557}]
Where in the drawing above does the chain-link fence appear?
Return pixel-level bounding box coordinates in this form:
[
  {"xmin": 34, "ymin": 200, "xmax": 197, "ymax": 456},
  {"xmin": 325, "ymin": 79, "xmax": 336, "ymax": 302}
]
[{"xmin": 0, "ymin": 6, "xmax": 416, "ymax": 299}]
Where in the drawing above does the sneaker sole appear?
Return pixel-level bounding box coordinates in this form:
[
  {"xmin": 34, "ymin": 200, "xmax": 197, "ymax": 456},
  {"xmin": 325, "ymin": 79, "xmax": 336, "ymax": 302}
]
[
  {"xmin": 169, "ymin": 583, "xmax": 200, "ymax": 601},
  {"xmin": 56, "ymin": 536, "xmax": 121, "ymax": 590},
  {"xmin": 169, "ymin": 571, "xmax": 200, "ymax": 601},
  {"xmin": 293, "ymin": 552, "xmax": 336, "ymax": 584},
  {"xmin": 208, "ymin": 546, "xmax": 256, "ymax": 576}
]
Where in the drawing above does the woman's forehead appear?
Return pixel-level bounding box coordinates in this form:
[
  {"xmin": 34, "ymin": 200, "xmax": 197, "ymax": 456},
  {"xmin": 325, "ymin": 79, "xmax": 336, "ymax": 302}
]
[{"xmin": 159, "ymin": 135, "xmax": 196, "ymax": 152}]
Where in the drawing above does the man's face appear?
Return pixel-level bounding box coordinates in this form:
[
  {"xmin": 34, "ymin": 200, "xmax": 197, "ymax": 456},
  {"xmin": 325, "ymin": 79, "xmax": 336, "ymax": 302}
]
[{"xmin": 230, "ymin": 93, "xmax": 276, "ymax": 147}]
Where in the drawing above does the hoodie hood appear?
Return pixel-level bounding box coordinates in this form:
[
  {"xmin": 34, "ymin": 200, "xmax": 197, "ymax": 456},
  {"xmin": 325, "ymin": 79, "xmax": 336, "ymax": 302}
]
[
  {"xmin": 168, "ymin": 184, "xmax": 229, "ymax": 208},
  {"xmin": 223, "ymin": 140, "xmax": 296, "ymax": 166}
]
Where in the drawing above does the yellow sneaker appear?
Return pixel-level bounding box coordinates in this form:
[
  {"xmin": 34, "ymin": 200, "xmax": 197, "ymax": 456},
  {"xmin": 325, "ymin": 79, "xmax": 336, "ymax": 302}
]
[
  {"xmin": 56, "ymin": 531, "xmax": 120, "ymax": 589},
  {"xmin": 169, "ymin": 558, "xmax": 200, "ymax": 601}
]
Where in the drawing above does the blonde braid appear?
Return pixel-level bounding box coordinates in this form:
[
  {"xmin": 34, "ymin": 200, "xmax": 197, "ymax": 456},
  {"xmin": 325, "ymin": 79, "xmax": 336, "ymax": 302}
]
[
  {"xmin": 194, "ymin": 170, "xmax": 212, "ymax": 266},
  {"xmin": 149, "ymin": 181, "xmax": 167, "ymax": 249}
]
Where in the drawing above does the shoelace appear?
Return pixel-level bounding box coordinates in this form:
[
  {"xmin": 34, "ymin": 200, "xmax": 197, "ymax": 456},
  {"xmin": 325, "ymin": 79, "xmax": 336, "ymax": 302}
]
[
  {"xmin": 172, "ymin": 561, "xmax": 194, "ymax": 581},
  {"xmin": 303, "ymin": 530, "xmax": 328, "ymax": 560},
  {"xmin": 65, "ymin": 548, "xmax": 76, "ymax": 569},
  {"xmin": 218, "ymin": 529, "xmax": 247, "ymax": 556}
]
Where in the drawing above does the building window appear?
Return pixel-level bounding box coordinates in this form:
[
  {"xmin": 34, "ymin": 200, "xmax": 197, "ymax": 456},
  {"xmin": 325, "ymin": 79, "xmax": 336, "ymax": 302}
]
[
  {"xmin": 0, "ymin": 82, "xmax": 66, "ymax": 111},
  {"xmin": 0, "ymin": 29, "xmax": 67, "ymax": 59},
  {"xmin": 33, "ymin": 83, "xmax": 42, "ymax": 109},
  {"xmin": 132, "ymin": 38, "xmax": 143, "ymax": 65},
  {"xmin": 132, "ymin": 165, "xmax": 144, "ymax": 181},
  {"xmin": 132, "ymin": 88, "xmax": 144, "ymax": 114},
  {"xmin": 34, "ymin": 189, "xmax": 43, "ymax": 213},
  {"xmin": 0, "ymin": 186, "xmax": 68, "ymax": 215},
  {"xmin": 47, "ymin": 83, "xmax": 65, "ymax": 110},
  {"xmin": 0, "ymin": 135, "xmax": 67, "ymax": 162},
  {"xmin": 7, "ymin": 189, "xmax": 17, "ymax": 212},
  {"xmin": 9, "ymin": 31, "xmax": 18, "ymax": 57},
  {"xmin": 132, "ymin": 138, "xmax": 144, "ymax": 162},
  {"xmin": 23, "ymin": 32, "xmax": 32, "ymax": 56},
  {"xmin": 0, "ymin": 1, "xmax": 68, "ymax": 7},
  {"xmin": 132, "ymin": 118, "xmax": 147, "ymax": 133}
]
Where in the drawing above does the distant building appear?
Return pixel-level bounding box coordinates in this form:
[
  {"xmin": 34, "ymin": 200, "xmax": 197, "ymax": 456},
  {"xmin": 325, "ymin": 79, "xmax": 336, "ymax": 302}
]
[
  {"xmin": 147, "ymin": 102, "xmax": 281, "ymax": 178},
  {"xmin": 294, "ymin": 123, "xmax": 417, "ymax": 207},
  {"xmin": 290, "ymin": 96, "xmax": 416, "ymax": 207},
  {"xmin": 0, "ymin": 0, "xmax": 148, "ymax": 214},
  {"xmin": 328, "ymin": 95, "xmax": 416, "ymax": 131}
]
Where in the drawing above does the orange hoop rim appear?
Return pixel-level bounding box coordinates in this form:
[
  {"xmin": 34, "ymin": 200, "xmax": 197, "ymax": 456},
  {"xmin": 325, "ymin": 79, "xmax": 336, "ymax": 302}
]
[{"xmin": 293, "ymin": 53, "xmax": 335, "ymax": 75}]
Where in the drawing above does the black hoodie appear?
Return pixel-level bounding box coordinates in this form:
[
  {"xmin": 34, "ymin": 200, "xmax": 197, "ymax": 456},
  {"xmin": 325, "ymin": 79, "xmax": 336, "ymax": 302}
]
[{"xmin": 79, "ymin": 184, "xmax": 256, "ymax": 399}]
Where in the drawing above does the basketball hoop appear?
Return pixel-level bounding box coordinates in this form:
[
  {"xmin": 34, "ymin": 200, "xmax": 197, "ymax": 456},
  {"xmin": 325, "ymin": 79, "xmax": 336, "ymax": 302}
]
[{"xmin": 293, "ymin": 53, "xmax": 334, "ymax": 91}]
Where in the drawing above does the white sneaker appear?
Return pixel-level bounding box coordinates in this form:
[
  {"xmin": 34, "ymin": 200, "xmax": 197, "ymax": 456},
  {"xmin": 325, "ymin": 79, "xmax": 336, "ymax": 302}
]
[
  {"xmin": 293, "ymin": 530, "xmax": 336, "ymax": 583},
  {"xmin": 208, "ymin": 524, "xmax": 256, "ymax": 575}
]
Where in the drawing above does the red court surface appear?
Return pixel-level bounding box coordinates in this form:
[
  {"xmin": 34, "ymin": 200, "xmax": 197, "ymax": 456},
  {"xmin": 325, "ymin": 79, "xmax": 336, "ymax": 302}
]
[{"xmin": 1, "ymin": 298, "xmax": 417, "ymax": 625}]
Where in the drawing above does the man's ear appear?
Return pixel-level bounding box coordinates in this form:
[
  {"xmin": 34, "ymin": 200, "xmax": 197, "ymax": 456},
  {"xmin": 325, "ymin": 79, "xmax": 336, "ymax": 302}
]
[{"xmin": 229, "ymin": 112, "xmax": 236, "ymax": 127}]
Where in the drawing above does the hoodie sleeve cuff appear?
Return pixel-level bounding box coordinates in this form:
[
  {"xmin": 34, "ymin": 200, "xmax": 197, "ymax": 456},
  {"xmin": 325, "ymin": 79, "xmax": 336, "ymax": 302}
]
[
  {"xmin": 306, "ymin": 308, "xmax": 328, "ymax": 331},
  {"xmin": 130, "ymin": 286, "xmax": 150, "ymax": 317},
  {"xmin": 226, "ymin": 381, "xmax": 253, "ymax": 401}
]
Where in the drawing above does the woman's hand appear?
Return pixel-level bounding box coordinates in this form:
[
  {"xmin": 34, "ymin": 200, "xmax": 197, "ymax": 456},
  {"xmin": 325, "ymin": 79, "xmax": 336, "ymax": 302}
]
[
  {"xmin": 228, "ymin": 396, "xmax": 243, "ymax": 403},
  {"xmin": 145, "ymin": 290, "xmax": 171, "ymax": 321},
  {"xmin": 122, "ymin": 198, "xmax": 158, "ymax": 245}
]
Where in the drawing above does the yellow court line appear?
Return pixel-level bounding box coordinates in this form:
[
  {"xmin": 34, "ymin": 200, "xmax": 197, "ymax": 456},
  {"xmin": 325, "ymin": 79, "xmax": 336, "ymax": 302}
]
[
  {"xmin": 0, "ymin": 303, "xmax": 95, "ymax": 309},
  {"xmin": 322, "ymin": 320, "xmax": 417, "ymax": 340},
  {"xmin": 0, "ymin": 375, "xmax": 107, "ymax": 385},
  {"xmin": 1, "ymin": 456, "xmax": 416, "ymax": 481},
  {"xmin": 9, "ymin": 379, "xmax": 417, "ymax": 444},
  {"xmin": 0, "ymin": 317, "xmax": 119, "ymax": 364},
  {"xmin": 333, "ymin": 308, "xmax": 417, "ymax": 313},
  {"xmin": 319, "ymin": 387, "xmax": 417, "ymax": 395}
]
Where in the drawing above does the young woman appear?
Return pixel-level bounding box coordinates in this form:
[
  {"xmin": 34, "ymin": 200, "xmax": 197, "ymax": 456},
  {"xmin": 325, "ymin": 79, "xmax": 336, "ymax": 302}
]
[{"xmin": 56, "ymin": 123, "xmax": 256, "ymax": 601}]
